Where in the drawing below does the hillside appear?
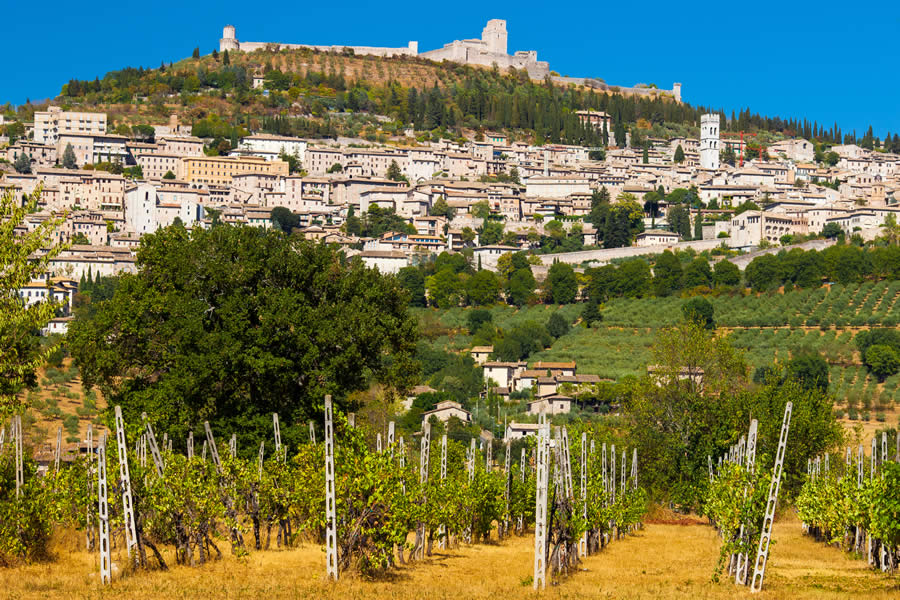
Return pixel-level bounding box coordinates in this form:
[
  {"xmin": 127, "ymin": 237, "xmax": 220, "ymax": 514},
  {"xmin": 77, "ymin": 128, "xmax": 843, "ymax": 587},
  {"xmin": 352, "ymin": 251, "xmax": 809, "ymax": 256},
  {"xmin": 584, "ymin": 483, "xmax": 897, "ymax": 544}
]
[{"xmin": 12, "ymin": 45, "xmax": 850, "ymax": 150}]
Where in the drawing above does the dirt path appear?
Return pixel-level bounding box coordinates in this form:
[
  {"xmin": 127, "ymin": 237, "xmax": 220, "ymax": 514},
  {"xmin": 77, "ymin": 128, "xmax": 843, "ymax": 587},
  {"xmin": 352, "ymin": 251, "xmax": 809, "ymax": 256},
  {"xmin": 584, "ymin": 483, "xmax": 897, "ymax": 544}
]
[{"xmin": 1, "ymin": 513, "xmax": 895, "ymax": 599}]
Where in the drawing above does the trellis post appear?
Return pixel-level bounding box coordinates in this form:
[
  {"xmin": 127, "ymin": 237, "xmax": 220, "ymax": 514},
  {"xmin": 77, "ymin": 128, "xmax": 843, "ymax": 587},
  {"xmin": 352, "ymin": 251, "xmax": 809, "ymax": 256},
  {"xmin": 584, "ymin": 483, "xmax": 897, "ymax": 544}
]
[
  {"xmin": 309, "ymin": 420, "xmax": 316, "ymax": 445},
  {"xmin": 750, "ymin": 402, "xmax": 792, "ymax": 593},
  {"xmin": 14, "ymin": 415, "xmax": 23, "ymax": 498},
  {"xmin": 204, "ymin": 421, "xmax": 222, "ymax": 473},
  {"xmin": 187, "ymin": 431, "xmax": 194, "ymax": 459},
  {"xmin": 579, "ymin": 432, "xmax": 587, "ymax": 556},
  {"xmin": 97, "ymin": 434, "xmax": 111, "ymax": 584},
  {"xmin": 114, "ymin": 406, "xmax": 139, "ymax": 562},
  {"xmin": 387, "ymin": 421, "xmax": 395, "ymax": 458},
  {"xmin": 631, "ymin": 448, "xmax": 638, "ymax": 490},
  {"xmin": 440, "ymin": 433, "xmax": 448, "ymax": 549},
  {"xmin": 258, "ymin": 441, "xmax": 265, "ymax": 479},
  {"xmin": 376, "ymin": 433, "xmax": 382, "ymax": 453},
  {"xmin": 273, "ymin": 413, "xmax": 283, "ymax": 461},
  {"xmin": 324, "ymin": 395, "xmax": 338, "ymax": 581},
  {"xmin": 610, "ymin": 444, "xmax": 616, "ymax": 504},
  {"xmin": 503, "ymin": 438, "xmax": 511, "ymax": 539},
  {"xmin": 735, "ymin": 419, "xmax": 758, "ymax": 585},
  {"xmin": 533, "ymin": 417, "xmax": 550, "ymax": 590},
  {"xmin": 229, "ymin": 433, "xmax": 237, "ymax": 458},
  {"xmin": 54, "ymin": 426, "xmax": 62, "ymax": 472},
  {"xmin": 142, "ymin": 414, "xmax": 165, "ymax": 477}
]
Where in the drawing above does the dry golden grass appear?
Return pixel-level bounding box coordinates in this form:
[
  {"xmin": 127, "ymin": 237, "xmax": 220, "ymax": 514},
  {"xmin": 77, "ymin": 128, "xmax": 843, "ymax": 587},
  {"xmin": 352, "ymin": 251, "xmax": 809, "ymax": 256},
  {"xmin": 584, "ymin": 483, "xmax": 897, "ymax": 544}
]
[{"xmin": 2, "ymin": 512, "xmax": 896, "ymax": 599}]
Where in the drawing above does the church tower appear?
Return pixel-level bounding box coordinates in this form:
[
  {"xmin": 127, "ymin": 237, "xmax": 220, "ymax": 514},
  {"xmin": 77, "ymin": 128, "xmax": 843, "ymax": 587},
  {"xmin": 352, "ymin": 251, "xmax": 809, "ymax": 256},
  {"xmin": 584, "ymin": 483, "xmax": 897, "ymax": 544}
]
[
  {"xmin": 481, "ymin": 19, "xmax": 508, "ymax": 55},
  {"xmin": 220, "ymin": 25, "xmax": 239, "ymax": 53},
  {"xmin": 700, "ymin": 113, "xmax": 720, "ymax": 170}
]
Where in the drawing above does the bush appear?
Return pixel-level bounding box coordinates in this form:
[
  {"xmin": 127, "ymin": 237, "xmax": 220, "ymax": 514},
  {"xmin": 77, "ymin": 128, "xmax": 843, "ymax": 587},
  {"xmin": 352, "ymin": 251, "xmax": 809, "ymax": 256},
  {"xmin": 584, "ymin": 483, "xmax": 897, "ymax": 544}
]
[
  {"xmin": 863, "ymin": 411, "xmax": 871, "ymax": 422},
  {"xmin": 876, "ymin": 412, "xmax": 886, "ymax": 422}
]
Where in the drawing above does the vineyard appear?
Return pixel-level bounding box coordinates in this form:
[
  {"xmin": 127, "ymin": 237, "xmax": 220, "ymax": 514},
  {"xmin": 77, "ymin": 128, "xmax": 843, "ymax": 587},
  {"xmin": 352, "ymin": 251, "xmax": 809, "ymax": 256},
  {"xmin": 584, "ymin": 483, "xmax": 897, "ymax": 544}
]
[{"xmin": 0, "ymin": 400, "xmax": 647, "ymax": 590}]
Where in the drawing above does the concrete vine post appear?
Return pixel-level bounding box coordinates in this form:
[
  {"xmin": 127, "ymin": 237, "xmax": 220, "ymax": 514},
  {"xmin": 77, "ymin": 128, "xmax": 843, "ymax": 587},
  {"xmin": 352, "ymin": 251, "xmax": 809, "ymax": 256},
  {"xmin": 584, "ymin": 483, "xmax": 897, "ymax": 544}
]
[
  {"xmin": 309, "ymin": 420, "xmax": 316, "ymax": 445},
  {"xmin": 387, "ymin": 421, "xmax": 395, "ymax": 458},
  {"xmin": 376, "ymin": 433, "xmax": 382, "ymax": 453},
  {"xmin": 258, "ymin": 441, "xmax": 265, "ymax": 479},
  {"xmin": 187, "ymin": 431, "xmax": 194, "ymax": 459},
  {"xmin": 273, "ymin": 413, "xmax": 282, "ymax": 461},
  {"xmin": 416, "ymin": 422, "xmax": 431, "ymax": 559},
  {"xmin": 14, "ymin": 415, "xmax": 23, "ymax": 498},
  {"xmin": 735, "ymin": 419, "xmax": 758, "ymax": 585},
  {"xmin": 201, "ymin": 440, "xmax": 208, "ymax": 461},
  {"xmin": 579, "ymin": 432, "xmax": 587, "ymax": 556},
  {"xmin": 750, "ymin": 402, "xmax": 793, "ymax": 593},
  {"xmin": 54, "ymin": 426, "xmax": 62, "ymax": 473},
  {"xmin": 229, "ymin": 434, "xmax": 237, "ymax": 458},
  {"xmin": 439, "ymin": 433, "xmax": 448, "ymax": 549},
  {"xmin": 503, "ymin": 439, "xmax": 511, "ymax": 539},
  {"xmin": 142, "ymin": 415, "xmax": 165, "ymax": 478},
  {"xmin": 533, "ymin": 417, "xmax": 550, "ymax": 590},
  {"xmin": 324, "ymin": 395, "xmax": 338, "ymax": 581},
  {"xmin": 115, "ymin": 406, "xmax": 139, "ymax": 562},
  {"xmin": 97, "ymin": 434, "xmax": 111, "ymax": 584}
]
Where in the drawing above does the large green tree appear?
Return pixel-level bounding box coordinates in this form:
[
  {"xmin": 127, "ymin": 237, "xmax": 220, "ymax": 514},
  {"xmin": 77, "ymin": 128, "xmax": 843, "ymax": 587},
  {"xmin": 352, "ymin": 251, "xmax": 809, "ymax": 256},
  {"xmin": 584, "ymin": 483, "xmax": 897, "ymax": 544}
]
[
  {"xmin": 68, "ymin": 225, "xmax": 419, "ymax": 450},
  {"xmin": 0, "ymin": 188, "xmax": 66, "ymax": 416},
  {"xmin": 544, "ymin": 262, "xmax": 578, "ymax": 304}
]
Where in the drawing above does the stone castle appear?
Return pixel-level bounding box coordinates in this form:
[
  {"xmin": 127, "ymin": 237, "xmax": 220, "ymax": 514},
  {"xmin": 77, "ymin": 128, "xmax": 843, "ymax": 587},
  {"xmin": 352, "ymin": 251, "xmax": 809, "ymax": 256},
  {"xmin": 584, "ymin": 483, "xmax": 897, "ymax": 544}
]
[{"xmin": 219, "ymin": 20, "xmax": 680, "ymax": 101}]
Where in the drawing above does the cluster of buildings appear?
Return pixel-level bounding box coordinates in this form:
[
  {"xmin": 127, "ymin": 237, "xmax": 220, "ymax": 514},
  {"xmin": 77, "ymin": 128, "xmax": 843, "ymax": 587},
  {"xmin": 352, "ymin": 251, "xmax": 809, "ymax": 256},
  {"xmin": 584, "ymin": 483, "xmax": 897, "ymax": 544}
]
[{"xmin": 5, "ymin": 100, "xmax": 900, "ymax": 331}]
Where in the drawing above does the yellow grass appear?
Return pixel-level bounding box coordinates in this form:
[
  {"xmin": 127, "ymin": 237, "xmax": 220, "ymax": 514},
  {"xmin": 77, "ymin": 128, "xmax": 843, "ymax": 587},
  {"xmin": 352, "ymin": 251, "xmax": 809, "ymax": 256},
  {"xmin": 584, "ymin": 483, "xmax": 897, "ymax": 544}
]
[{"xmin": 2, "ymin": 513, "xmax": 896, "ymax": 599}]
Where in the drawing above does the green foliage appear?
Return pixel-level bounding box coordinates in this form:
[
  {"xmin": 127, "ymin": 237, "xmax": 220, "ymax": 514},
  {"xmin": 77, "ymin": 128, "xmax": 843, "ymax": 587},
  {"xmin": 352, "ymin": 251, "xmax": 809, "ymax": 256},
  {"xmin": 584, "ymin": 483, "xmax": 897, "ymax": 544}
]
[
  {"xmin": 68, "ymin": 224, "xmax": 419, "ymax": 449},
  {"xmin": 1, "ymin": 188, "xmax": 66, "ymax": 416},
  {"xmin": 61, "ymin": 144, "xmax": 77, "ymax": 169},
  {"xmin": 864, "ymin": 344, "xmax": 900, "ymax": 381},
  {"xmin": 785, "ymin": 351, "xmax": 830, "ymax": 392},
  {"xmin": 682, "ymin": 297, "xmax": 715, "ymax": 329},
  {"xmin": 546, "ymin": 312, "xmax": 571, "ymax": 338},
  {"xmin": 545, "ymin": 262, "xmax": 578, "ymax": 304},
  {"xmin": 270, "ymin": 206, "xmax": 300, "ymax": 233}
]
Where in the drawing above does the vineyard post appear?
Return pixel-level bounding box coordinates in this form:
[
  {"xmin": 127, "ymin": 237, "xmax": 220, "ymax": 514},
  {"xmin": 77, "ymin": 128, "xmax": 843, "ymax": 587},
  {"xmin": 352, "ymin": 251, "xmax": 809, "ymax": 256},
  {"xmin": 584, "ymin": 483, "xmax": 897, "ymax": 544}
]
[
  {"xmin": 54, "ymin": 426, "xmax": 62, "ymax": 473},
  {"xmin": 115, "ymin": 406, "xmax": 139, "ymax": 561},
  {"xmin": 440, "ymin": 433, "xmax": 448, "ymax": 549},
  {"xmin": 14, "ymin": 415, "xmax": 23, "ymax": 497},
  {"xmin": 503, "ymin": 439, "xmax": 510, "ymax": 539},
  {"xmin": 533, "ymin": 417, "xmax": 549, "ymax": 590},
  {"xmin": 416, "ymin": 421, "xmax": 431, "ymax": 559},
  {"xmin": 881, "ymin": 432, "xmax": 887, "ymax": 470},
  {"xmin": 631, "ymin": 448, "xmax": 638, "ymax": 490},
  {"xmin": 621, "ymin": 449, "xmax": 626, "ymax": 499},
  {"xmin": 399, "ymin": 437, "xmax": 406, "ymax": 468},
  {"xmin": 142, "ymin": 415, "xmax": 164, "ymax": 477},
  {"xmin": 204, "ymin": 421, "xmax": 222, "ymax": 473},
  {"xmin": 868, "ymin": 438, "xmax": 876, "ymax": 565},
  {"xmin": 468, "ymin": 438, "xmax": 476, "ymax": 483},
  {"xmin": 201, "ymin": 440, "xmax": 207, "ymax": 461},
  {"xmin": 750, "ymin": 402, "xmax": 792, "ymax": 593},
  {"xmin": 0, "ymin": 425, "xmax": 4, "ymax": 454},
  {"xmin": 870, "ymin": 437, "xmax": 876, "ymax": 480},
  {"xmin": 348, "ymin": 413, "xmax": 355, "ymax": 428},
  {"xmin": 229, "ymin": 434, "xmax": 236, "ymax": 458},
  {"xmin": 324, "ymin": 395, "xmax": 338, "ymax": 581},
  {"xmin": 611, "ymin": 444, "xmax": 616, "ymax": 504},
  {"xmin": 387, "ymin": 421, "xmax": 395, "ymax": 458},
  {"xmin": 258, "ymin": 441, "xmax": 264, "ymax": 479},
  {"xmin": 602, "ymin": 443, "xmax": 607, "ymax": 495},
  {"xmin": 562, "ymin": 428, "xmax": 574, "ymax": 500},
  {"xmin": 309, "ymin": 420, "xmax": 316, "ymax": 445},
  {"xmin": 97, "ymin": 434, "xmax": 111, "ymax": 585},
  {"xmin": 486, "ymin": 438, "xmax": 492, "ymax": 470},
  {"xmin": 86, "ymin": 423, "xmax": 94, "ymax": 551},
  {"xmin": 376, "ymin": 433, "xmax": 382, "ymax": 453},
  {"xmin": 708, "ymin": 455, "xmax": 713, "ymax": 482},
  {"xmin": 187, "ymin": 431, "xmax": 194, "ymax": 459},
  {"xmin": 855, "ymin": 445, "xmax": 863, "ymax": 552},
  {"xmin": 519, "ymin": 446, "xmax": 526, "ymax": 531},
  {"xmin": 273, "ymin": 413, "xmax": 282, "ymax": 461},
  {"xmin": 579, "ymin": 432, "xmax": 587, "ymax": 556}
]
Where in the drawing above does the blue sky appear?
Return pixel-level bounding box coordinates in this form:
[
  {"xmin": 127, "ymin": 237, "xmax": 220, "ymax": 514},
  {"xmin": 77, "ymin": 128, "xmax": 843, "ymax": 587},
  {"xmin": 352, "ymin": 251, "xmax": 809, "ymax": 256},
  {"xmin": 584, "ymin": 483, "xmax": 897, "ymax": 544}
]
[{"xmin": 4, "ymin": 1, "xmax": 898, "ymax": 136}]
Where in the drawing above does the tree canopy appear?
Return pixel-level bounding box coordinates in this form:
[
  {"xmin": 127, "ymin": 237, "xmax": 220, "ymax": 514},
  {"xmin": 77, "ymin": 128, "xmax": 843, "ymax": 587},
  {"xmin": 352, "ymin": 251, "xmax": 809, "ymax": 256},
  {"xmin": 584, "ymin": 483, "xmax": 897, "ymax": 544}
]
[{"xmin": 68, "ymin": 224, "xmax": 419, "ymax": 451}]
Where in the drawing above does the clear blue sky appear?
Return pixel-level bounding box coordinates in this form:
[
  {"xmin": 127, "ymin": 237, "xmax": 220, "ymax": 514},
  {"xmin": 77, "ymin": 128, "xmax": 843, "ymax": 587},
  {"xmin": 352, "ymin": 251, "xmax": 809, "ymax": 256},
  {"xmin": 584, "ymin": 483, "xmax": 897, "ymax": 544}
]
[{"xmin": 5, "ymin": 1, "xmax": 898, "ymax": 137}]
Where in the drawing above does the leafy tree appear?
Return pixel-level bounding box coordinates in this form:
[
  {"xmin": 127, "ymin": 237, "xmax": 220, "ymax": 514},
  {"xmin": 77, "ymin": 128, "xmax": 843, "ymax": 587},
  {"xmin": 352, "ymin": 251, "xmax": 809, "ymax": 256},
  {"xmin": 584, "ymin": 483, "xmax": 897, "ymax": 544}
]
[
  {"xmin": 327, "ymin": 163, "xmax": 343, "ymax": 173},
  {"xmin": 478, "ymin": 221, "xmax": 504, "ymax": 246},
  {"xmin": 62, "ymin": 143, "xmax": 77, "ymax": 169},
  {"xmin": 546, "ymin": 312, "xmax": 570, "ymax": 338},
  {"xmin": 472, "ymin": 200, "xmax": 491, "ymax": 220},
  {"xmin": 614, "ymin": 259, "xmax": 652, "ymax": 298},
  {"xmin": 785, "ymin": 351, "xmax": 829, "ymax": 393},
  {"xmin": 855, "ymin": 329, "xmax": 900, "ymax": 364},
  {"xmin": 163, "ymin": 170, "xmax": 176, "ymax": 180},
  {"xmin": 588, "ymin": 187, "xmax": 611, "ymax": 232},
  {"xmin": 674, "ymin": 144, "xmax": 685, "ymax": 163},
  {"xmin": 466, "ymin": 270, "xmax": 499, "ymax": 306},
  {"xmin": 682, "ymin": 297, "xmax": 715, "ymax": 330},
  {"xmin": 667, "ymin": 204, "xmax": 691, "ymax": 239},
  {"xmin": 466, "ymin": 308, "xmax": 493, "ymax": 334},
  {"xmin": 426, "ymin": 267, "xmax": 464, "ymax": 308},
  {"xmin": 13, "ymin": 152, "xmax": 31, "ymax": 174},
  {"xmin": 279, "ymin": 149, "xmax": 302, "ymax": 175},
  {"xmin": 507, "ymin": 268, "xmax": 535, "ymax": 307},
  {"xmin": 386, "ymin": 160, "xmax": 406, "ymax": 182},
  {"xmin": 545, "ymin": 262, "xmax": 577, "ymax": 304},
  {"xmin": 270, "ymin": 206, "xmax": 300, "ymax": 233},
  {"xmin": 68, "ymin": 225, "xmax": 419, "ymax": 447},
  {"xmin": 865, "ymin": 345, "xmax": 900, "ymax": 381},
  {"xmin": 0, "ymin": 188, "xmax": 66, "ymax": 415},
  {"xmin": 493, "ymin": 321, "xmax": 552, "ymax": 362},
  {"xmin": 397, "ymin": 267, "xmax": 426, "ymax": 307},
  {"xmin": 581, "ymin": 299, "xmax": 602, "ymax": 327},
  {"xmin": 682, "ymin": 256, "xmax": 712, "ymax": 288},
  {"xmin": 720, "ymin": 146, "xmax": 736, "ymax": 166},
  {"xmin": 652, "ymin": 251, "xmax": 683, "ymax": 296},
  {"xmin": 745, "ymin": 254, "xmax": 782, "ymax": 291},
  {"xmin": 430, "ymin": 196, "xmax": 454, "ymax": 218},
  {"xmin": 71, "ymin": 233, "xmax": 90, "ymax": 245},
  {"xmin": 713, "ymin": 259, "xmax": 741, "ymax": 287}
]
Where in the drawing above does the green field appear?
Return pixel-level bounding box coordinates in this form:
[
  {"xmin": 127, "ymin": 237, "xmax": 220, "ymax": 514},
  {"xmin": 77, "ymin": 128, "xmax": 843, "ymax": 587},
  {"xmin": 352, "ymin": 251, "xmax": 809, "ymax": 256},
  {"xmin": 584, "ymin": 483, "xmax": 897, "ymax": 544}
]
[{"xmin": 416, "ymin": 282, "xmax": 900, "ymax": 414}]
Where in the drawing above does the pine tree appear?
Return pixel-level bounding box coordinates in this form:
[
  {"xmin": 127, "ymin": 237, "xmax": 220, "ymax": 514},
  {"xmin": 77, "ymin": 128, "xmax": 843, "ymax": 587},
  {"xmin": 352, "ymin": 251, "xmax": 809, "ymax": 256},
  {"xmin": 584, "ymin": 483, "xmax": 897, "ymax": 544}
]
[
  {"xmin": 694, "ymin": 210, "xmax": 703, "ymax": 240},
  {"xmin": 62, "ymin": 143, "xmax": 77, "ymax": 169},
  {"xmin": 674, "ymin": 144, "xmax": 685, "ymax": 164},
  {"xmin": 223, "ymin": 50, "xmax": 230, "ymax": 65},
  {"xmin": 192, "ymin": 47, "xmax": 200, "ymax": 59}
]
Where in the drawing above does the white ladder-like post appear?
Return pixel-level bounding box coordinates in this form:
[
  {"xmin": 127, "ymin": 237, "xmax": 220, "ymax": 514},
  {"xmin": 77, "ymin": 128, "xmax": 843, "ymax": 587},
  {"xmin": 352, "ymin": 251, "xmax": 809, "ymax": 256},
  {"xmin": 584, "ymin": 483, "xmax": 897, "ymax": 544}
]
[
  {"xmin": 579, "ymin": 432, "xmax": 587, "ymax": 556},
  {"xmin": 439, "ymin": 433, "xmax": 448, "ymax": 549},
  {"xmin": 97, "ymin": 434, "xmax": 111, "ymax": 584},
  {"xmin": 142, "ymin": 414, "xmax": 165, "ymax": 477},
  {"xmin": 115, "ymin": 406, "xmax": 138, "ymax": 561},
  {"xmin": 324, "ymin": 395, "xmax": 338, "ymax": 581},
  {"xmin": 14, "ymin": 415, "xmax": 23, "ymax": 498},
  {"xmin": 187, "ymin": 431, "xmax": 194, "ymax": 459},
  {"xmin": 750, "ymin": 402, "xmax": 793, "ymax": 593},
  {"xmin": 533, "ymin": 417, "xmax": 550, "ymax": 590},
  {"xmin": 54, "ymin": 426, "xmax": 62, "ymax": 472}
]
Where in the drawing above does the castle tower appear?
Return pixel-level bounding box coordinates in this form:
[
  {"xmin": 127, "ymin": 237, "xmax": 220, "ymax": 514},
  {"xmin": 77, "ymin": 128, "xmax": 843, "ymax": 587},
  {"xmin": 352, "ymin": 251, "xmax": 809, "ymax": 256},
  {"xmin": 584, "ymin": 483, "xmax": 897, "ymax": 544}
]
[
  {"xmin": 220, "ymin": 25, "xmax": 239, "ymax": 53},
  {"xmin": 481, "ymin": 19, "xmax": 508, "ymax": 55},
  {"xmin": 700, "ymin": 113, "xmax": 720, "ymax": 170},
  {"xmin": 672, "ymin": 82, "xmax": 682, "ymax": 103}
]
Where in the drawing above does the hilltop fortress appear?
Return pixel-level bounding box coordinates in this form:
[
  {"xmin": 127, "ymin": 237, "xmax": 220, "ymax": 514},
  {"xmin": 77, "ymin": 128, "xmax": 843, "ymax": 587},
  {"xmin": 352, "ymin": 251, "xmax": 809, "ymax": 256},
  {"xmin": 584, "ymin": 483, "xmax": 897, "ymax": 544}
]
[{"xmin": 219, "ymin": 20, "xmax": 681, "ymax": 101}]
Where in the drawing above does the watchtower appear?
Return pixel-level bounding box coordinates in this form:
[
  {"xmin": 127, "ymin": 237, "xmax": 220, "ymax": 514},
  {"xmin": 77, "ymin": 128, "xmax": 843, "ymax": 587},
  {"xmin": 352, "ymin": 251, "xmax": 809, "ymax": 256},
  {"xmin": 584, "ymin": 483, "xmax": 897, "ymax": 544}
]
[
  {"xmin": 220, "ymin": 25, "xmax": 239, "ymax": 53},
  {"xmin": 481, "ymin": 19, "xmax": 508, "ymax": 55},
  {"xmin": 700, "ymin": 113, "xmax": 720, "ymax": 170}
]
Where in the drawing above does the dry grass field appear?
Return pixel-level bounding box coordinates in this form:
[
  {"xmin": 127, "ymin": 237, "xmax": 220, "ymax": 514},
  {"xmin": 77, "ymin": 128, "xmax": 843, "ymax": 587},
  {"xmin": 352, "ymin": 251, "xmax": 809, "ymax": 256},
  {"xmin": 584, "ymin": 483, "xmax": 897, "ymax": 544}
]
[{"xmin": 2, "ymin": 513, "xmax": 895, "ymax": 600}]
